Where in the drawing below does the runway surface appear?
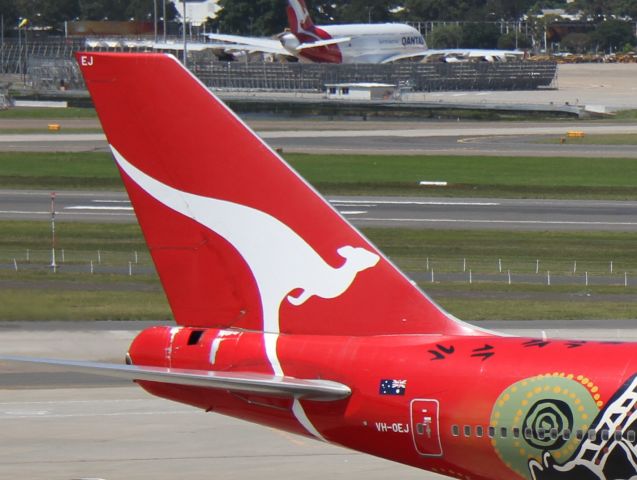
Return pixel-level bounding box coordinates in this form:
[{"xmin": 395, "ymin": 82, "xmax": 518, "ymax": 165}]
[
  {"xmin": 3, "ymin": 319, "xmax": 637, "ymax": 480},
  {"xmin": 1, "ymin": 121, "xmax": 637, "ymax": 156},
  {"xmin": 3, "ymin": 189, "xmax": 637, "ymax": 232},
  {"xmin": 1, "ymin": 386, "xmax": 442, "ymax": 480}
]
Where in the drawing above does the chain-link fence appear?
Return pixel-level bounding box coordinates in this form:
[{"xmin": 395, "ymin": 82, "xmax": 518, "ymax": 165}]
[
  {"xmin": 2, "ymin": 38, "xmax": 557, "ymax": 93},
  {"xmin": 192, "ymin": 60, "xmax": 557, "ymax": 92}
]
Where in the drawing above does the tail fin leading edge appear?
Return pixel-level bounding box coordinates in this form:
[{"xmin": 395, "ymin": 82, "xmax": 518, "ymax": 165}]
[{"xmin": 77, "ymin": 52, "xmax": 476, "ymax": 338}]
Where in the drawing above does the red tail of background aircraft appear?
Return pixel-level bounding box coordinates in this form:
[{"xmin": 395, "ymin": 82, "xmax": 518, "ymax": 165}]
[{"xmin": 3, "ymin": 53, "xmax": 637, "ymax": 480}]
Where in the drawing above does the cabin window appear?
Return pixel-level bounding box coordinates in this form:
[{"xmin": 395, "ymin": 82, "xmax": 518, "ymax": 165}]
[
  {"xmin": 488, "ymin": 426, "xmax": 495, "ymax": 438},
  {"xmin": 550, "ymin": 428, "xmax": 558, "ymax": 439},
  {"xmin": 451, "ymin": 425, "xmax": 460, "ymax": 437},
  {"xmin": 187, "ymin": 330, "xmax": 204, "ymax": 345},
  {"xmin": 463, "ymin": 425, "xmax": 472, "ymax": 437},
  {"xmin": 614, "ymin": 430, "xmax": 624, "ymax": 441},
  {"xmin": 562, "ymin": 429, "xmax": 571, "ymax": 440},
  {"xmin": 500, "ymin": 427, "xmax": 507, "ymax": 438},
  {"xmin": 476, "ymin": 425, "xmax": 484, "ymax": 438},
  {"xmin": 524, "ymin": 428, "xmax": 533, "ymax": 440},
  {"xmin": 576, "ymin": 430, "xmax": 585, "ymax": 440},
  {"xmin": 588, "ymin": 430, "xmax": 597, "ymax": 441},
  {"xmin": 601, "ymin": 430, "xmax": 610, "ymax": 441},
  {"xmin": 537, "ymin": 429, "xmax": 546, "ymax": 440},
  {"xmin": 628, "ymin": 430, "xmax": 636, "ymax": 442},
  {"xmin": 512, "ymin": 427, "xmax": 520, "ymax": 439}
]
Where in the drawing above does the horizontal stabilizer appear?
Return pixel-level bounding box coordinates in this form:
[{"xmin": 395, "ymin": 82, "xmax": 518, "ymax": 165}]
[
  {"xmin": 295, "ymin": 37, "xmax": 351, "ymax": 50},
  {"xmin": 204, "ymin": 33, "xmax": 289, "ymax": 55},
  {"xmin": 0, "ymin": 355, "xmax": 351, "ymax": 401}
]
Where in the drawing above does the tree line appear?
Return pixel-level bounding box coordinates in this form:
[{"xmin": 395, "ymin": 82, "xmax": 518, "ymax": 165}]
[
  {"xmin": 211, "ymin": 0, "xmax": 636, "ymax": 52},
  {"xmin": 1, "ymin": 0, "xmax": 635, "ymax": 52},
  {"xmin": 0, "ymin": 0, "xmax": 178, "ymax": 30}
]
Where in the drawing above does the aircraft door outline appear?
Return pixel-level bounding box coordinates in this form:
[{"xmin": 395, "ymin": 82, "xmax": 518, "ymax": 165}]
[{"xmin": 410, "ymin": 399, "xmax": 443, "ymax": 457}]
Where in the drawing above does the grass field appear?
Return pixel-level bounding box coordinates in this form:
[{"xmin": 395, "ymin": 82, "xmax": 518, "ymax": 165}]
[
  {"xmin": 2, "ymin": 277, "xmax": 636, "ymax": 321},
  {"xmin": 0, "ymin": 221, "xmax": 145, "ymax": 253},
  {"xmin": 4, "ymin": 222, "xmax": 637, "ymax": 274},
  {"xmin": 0, "ymin": 128, "xmax": 103, "ymax": 134},
  {"xmin": 614, "ymin": 110, "xmax": 637, "ymax": 121},
  {"xmin": 3, "ymin": 151, "xmax": 637, "ymax": 198},
  {"xmin": 1, "ymin": 221, "xmax": 637, "ymax": 321},
  {"xmin": 0, "ymin": 288, "xmax": 170, "ymax": 321},
  {"xmin": 0, "ymin": 107, "xmax": 97, "ymax": 119},
  {"xmin": 368, "ymin": 227, "xmax": 637, "ymax": 275}
]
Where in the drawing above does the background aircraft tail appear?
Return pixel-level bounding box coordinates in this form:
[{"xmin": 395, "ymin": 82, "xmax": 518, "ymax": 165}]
[
  {"xmin": 77, "ymin": 52, "xmax": 480, "ymax": 338},
  {"xmin": 286, "ymin": 0, "xmax": 316, "ymax": 35}
]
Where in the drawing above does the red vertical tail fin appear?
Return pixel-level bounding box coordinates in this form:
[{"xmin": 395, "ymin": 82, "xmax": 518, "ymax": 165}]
[
  {"xmin": 77, "ymin": 52, "xmax": 479, "ymax": 338},
  {"xmin": 286, "ymin": 0, "xmax": 316, "ymax": 35}
]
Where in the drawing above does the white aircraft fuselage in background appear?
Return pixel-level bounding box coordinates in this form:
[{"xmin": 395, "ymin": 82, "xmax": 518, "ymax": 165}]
[
  {"xmin": 279, "ymin": 23, "xmax": 427, "ymax": 63},
  {"xmin": 204, "ymin": 0, "xmax": 522, "ymax": 64}
]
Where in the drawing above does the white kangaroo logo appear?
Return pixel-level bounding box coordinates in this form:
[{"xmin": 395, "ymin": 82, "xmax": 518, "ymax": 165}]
[{"xmin": 111, "ymin": 147, "xmax": 380, "ymax": 377}]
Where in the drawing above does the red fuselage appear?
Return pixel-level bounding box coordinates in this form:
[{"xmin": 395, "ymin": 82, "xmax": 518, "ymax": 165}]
[{"xmin": 130, "ymin": 326, "xmax": 637, "ymax": 480}]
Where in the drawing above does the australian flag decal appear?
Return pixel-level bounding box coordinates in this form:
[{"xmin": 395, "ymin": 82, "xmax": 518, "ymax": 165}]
[{"xmin": 379, "ymin": 379, "xmax": 407, "ymax": 396}]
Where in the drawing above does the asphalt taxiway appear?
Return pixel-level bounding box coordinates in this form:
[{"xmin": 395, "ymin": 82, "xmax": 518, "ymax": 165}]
[
  {"xmin": 2, "ymin": 121, "xmax": 637, "ymax": 156},
  {"xmin": 1, "ymin": 386, "xmax": 444, "ymax": 480},
  {"xmin": 3, "ymin": 320, "xmax": 637, "ymax": 480},
  {"xmin": 3, "ymin": 189, "xmax": 637, "ymax": 232}
]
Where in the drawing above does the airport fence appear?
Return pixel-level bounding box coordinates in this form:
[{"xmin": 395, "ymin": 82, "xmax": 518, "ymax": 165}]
[
  {"xmin": 28, "ymin": 57, "xmax": 86, "ymax": 91},
  {"xmin": 0, "ymin": 248, "xmax": 155, "ymax": 276},
  {"xmin": 1, "ymin": 250, "xmax": 635, "ymax": 287},
  {"xmin": 401, "ymin": 255, "xmax": 637, "ymax": 287},
  {"xmin": 192, "ymin": 61, "xmax": 557, "ymax": 92},
  {"xmin": 0, "ymin": 38, "xmax": 82, "ymax": 75},
  {"xmin": 3, "ymin": 38, "xmax": 557, "ymax": 93}
]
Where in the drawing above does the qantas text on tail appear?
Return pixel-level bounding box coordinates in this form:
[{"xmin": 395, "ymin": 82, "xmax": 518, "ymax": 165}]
[{"xmin": 2, "ymin": 52, "xmax": 637, "ymax": 480}]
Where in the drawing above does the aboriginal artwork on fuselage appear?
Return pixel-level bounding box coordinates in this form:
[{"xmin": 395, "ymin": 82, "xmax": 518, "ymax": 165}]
[{"xmin": 491, "ymin": 373, "xmax": 637, "ymax": 480}]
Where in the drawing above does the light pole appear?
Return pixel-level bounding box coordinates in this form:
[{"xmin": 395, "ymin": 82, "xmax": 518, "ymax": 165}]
[
  {"xmin": 23, "ymin": 21, "xmax": 27, "ymax": 82},
  {"xmin": 182, "ymin": 0, "xmax": 187, "ymax": 67},
  {"xmin": 153, "ymin": 0, "xmax": 158, "ymax": 43},
  {"xmin": 17, "ymin": 18, "xmax": 21, "ymax": 78},
  {"xmin": 162, "ymin": 0, "xmax": 167, "ymax": 43},
  {"xmin": 1, "ymin": 15, "xmax": 4, "ymax": 74},
  {"xmin": 18, "ymin": 18, "xmax": 28, "ymax": 82},
  {"xmin": 50, "ymin": 192, "xmax": 57, "ymax": 273}
]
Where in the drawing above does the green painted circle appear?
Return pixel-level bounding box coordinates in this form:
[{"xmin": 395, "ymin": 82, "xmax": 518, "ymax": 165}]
[{"xmin": 490, "ymin": 374, "xmax": 599, "ymax": 480}]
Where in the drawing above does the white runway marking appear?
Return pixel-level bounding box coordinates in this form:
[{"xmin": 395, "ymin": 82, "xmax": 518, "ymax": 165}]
[
  {"xmin": 65, "ymin": 206, "xmax": 134, "ymax": 211},
  {"xmin": 0, "ymin": 210, "xmax": 50, "ymax": 215},
  {"xmin": 260, "ymin": 124, "xmax": 637, "ymax": 139},
  {"xmin": 0, "ymin": 210, "xmax": 135, "ymax": 217},
  {"xmin": 331, "ymin": 199, "xmax": 499, "ymax": 206},
  {"xmin": 331, "ymin": 203, "xmax": 375, "ymax": 207},
  {"xmin": 357, "ymin": 217, "xmax": 637, "ymax": 227},
  {"xmin": 340, "ymin": 210, "xmax": 368, "ymax": 215}
]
